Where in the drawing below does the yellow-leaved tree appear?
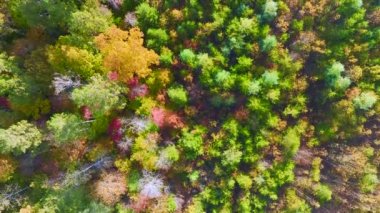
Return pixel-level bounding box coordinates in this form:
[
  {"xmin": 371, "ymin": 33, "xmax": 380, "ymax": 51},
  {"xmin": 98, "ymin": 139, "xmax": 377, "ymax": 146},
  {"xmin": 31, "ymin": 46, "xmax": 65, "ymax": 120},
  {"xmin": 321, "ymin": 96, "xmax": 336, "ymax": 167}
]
[{"xmin": 94, "ymin": 26, "xmax": 159, "ymax": 82}]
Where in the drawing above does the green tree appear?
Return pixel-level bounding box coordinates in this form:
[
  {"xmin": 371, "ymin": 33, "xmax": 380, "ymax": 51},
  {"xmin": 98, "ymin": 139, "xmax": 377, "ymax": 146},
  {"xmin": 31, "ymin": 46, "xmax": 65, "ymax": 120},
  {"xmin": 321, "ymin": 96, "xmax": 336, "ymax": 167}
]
[
  {"xmin": 71, "ymin": 75, "xmax": 125, "ymax": 117},
  {"xmin": 325, "ymin": 62, "xmax": 351, "ymax": 90},
  {"xmin": 262, "ymin": 70, "xmax": 279, "ymax": 86},
  {"xmin": 353, "ymin": 91, "xmax": 377, "ymax": 110},
  {"xmin": 236, "ymin": 174, "xmax": 253, "ymax": 190},
  {"xmin": 0, "ymin": 120, "xmax": 42, "ymax": 155},
  {"xmin": 68, "ymin": 7, "xmax": 112, "ymax": 37},
  {"xmin": 167, "ymin": 85, "xmax": 188, "ymax": 107},
  {"xmin": 261, "ymin": 35, "xmax": 277, "ymax": 52},
  {"xmin": 47, "ymin": 45, "xmax": 104, "ymax": 79},
  {"xmin": 314, "ymin": 184, "xmax": 332, "ymax": 203},
  {"xmin": 147, "ymin": 28, "xmax": 169, "ymax": 52},
  {"xmin": 360, "ymin": 173, "xmax": 379, "ymax": 193},
  {"xmin": 136, "ymin": 3, "xmax": 159, "ymax": 30},
  {"xmin": 240, "ymin": 77, "xmax": 261, "ymax": 95},
  {"xmin": 178, "ymin": 126, "xmax": 206, "ymax": 159},
  {"xmin": 281, "ymin": 128, "xmax": 301, "ymax": 157},
  {"xmin": 284, "ymin": 189, "xmax": 311, "ymax": 213},
  {"xmin": 179, "ymin": 49, "xmax": 197, "ymax": 68},
  {"xmin": 159, "ymin": 47, "xmax": 174, "ymax": 65},
  {"xmin": 47, "ymin": 113, "xmax": 88, "ymax": 144},
  {"xmin": 8, "ymin": 0, "xmax": 77, "ymax": 31},
  {"xmin": 262, "ymin": 0, "xmax": 278, "ymax": 22}
]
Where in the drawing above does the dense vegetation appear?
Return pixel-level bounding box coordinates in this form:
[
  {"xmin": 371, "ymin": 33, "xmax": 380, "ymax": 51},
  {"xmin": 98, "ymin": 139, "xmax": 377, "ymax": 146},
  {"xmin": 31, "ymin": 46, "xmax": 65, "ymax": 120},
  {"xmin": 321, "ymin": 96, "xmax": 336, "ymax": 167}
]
[{"xmin": 0, "ymin": 0, "xmax": 379, "ymax": 212}]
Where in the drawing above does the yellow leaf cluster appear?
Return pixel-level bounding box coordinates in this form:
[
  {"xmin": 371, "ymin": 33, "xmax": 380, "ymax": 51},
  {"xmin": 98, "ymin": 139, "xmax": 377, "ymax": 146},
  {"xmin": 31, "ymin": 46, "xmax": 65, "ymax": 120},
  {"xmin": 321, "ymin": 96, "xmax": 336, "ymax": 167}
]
[{"xmin": 94, "ymin": 26, "xmax": 159, "ymax": 82}]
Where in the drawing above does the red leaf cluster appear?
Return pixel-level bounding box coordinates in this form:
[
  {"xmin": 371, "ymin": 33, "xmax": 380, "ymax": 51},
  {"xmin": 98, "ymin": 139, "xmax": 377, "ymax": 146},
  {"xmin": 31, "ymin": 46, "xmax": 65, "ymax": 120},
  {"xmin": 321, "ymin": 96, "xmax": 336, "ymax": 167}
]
[
  {"xmin": 107, "ymin": 71, "xmax": 119, "ymax": 81},
  {"xmin": 127, "ymin": 77, "xmax": 149, "ymax": 100},
  {"xmin": 108, "ymin": 118, "xmax": 124, "ymax": 142},
  {"xmin": 81, "ymin": 106, "xmax": 92, "ymax": 120},
  {"xmin": 130, "ymin": 195, "xmax": 150, "ymax": 213},
  {"xmin": 151, "ymin": 108, "xmax": 184, "ymax": 129},
  {"xmin": 0, "ymin": 97, "xmax": 10, "ymax": 109}
]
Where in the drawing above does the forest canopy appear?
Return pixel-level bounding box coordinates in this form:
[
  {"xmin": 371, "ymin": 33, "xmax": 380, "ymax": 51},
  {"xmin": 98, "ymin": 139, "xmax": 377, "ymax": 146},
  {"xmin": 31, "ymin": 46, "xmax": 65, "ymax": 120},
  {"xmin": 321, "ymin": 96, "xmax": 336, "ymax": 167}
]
[{"xmin": 0, "ymin": 0, "xmax": 379, "ymax": 212}]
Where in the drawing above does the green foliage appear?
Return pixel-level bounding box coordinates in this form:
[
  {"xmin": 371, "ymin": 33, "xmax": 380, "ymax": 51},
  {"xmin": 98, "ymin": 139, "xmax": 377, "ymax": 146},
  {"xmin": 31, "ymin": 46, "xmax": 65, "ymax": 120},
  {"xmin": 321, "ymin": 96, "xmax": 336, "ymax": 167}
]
[
  {"xmin": 136, "ymin": 3, "xmax": 159, "ymax": 29},
  {"xmin": 314, "ymin": 184, "xmax": 332, "ymax": 203},
  {"xmin": 167, "ymin": 85, "xmax": 188, "ymax": 107},
  {"xmin": 47, "ymin": 113, "xmax": 88, "ymax": 144},
  {"xmin": 326, "ymin": 62, "xmax": 351, "ymax": 90},
  {"xmin": 35, "ymin": 187, "xmax": 112, "ymax": 213},
  {"xmin": 71, "ymin": 75, "xmax": 125, "ymax": 117},
  {"xmin": 284, "ymin": 189, "xmax": 312, "ymax": 213},
  {"xmin": 281, "ymin": 128, "xmax": 301, "ymax": 157},
  {"xmin": 1, "ymin": 1, "xmax": 379, "ymax": 212},
  {"xmin": 178, "ymin": 126, "xmax": 206, "ymax": 160},
  {"xmin": 161, "ymin": 145, "xmax": 180, "ymax": 162},
  {"xmin": 47, "ymin": 45, "xmax": 104, "ymax": 79},
  {"xmin": 353, "ymin": 91, "xmax": 377, "ymax": 110},
  {"xmin": 262, "ymin": 0, "xmax": 278, "ymax": 21},
  {"xmin": 8, "ymin": 0, "xmax": 77, "ymax": 31},
  {"xmin": 159, "ymin": 47, "xmax": 174, "ymax": 65},
  {"xmin": 311, "ymin": 157, "xmax": 322, "ymax": 182},
  {"xmin": 68, "ymin": 7, "xmax": 112, "ymax": 37},
  {"xmin": 222, "ymin": 147, "xmax": 242, "ymax": 168},
  {"xmin": 127, "ymin": 170, "xmax": 140, "ymax": 193},
  {"xmin": 240, "ymin": 77, "xmax": 261, "ymax": 95},
  {"xmin": 233, "ymin": 56, "xmax": 253, "ymax": 73},
  {"xmin": 147, "ymin": 28, "xmax": 169, "ymax": 52},
  {"xmin": 261, "ymin": 35, "xmax": 277, "ymax": 52},
  {"xmin": 0, "ymin": 120, "xmax": 42, "ymax": 155},
  {"xmin": 262, "ymin": 70, "xmax": 279, "ymax": 86},
  {"xmin": 215, "ymin": 70, "xmax": 236, "ymax": 90},
  {"xmin": 236, "ymin": 174, "xmax": 253, "ymax": 190},
  {"xmin": 360, "ymin": 173, "xmax": 379, "ymax": 193},
  {"xmin": 179, "ymin": 49, "xmax": 197, "ymax": 68}
]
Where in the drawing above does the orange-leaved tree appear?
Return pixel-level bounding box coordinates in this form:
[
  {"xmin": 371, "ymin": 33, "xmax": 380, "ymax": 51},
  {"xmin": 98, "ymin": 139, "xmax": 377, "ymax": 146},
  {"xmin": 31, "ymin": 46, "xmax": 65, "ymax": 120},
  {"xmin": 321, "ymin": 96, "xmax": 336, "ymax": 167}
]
[{"xmin": 94, "ymin": 26, "xmax": 159, "ymax": 82}]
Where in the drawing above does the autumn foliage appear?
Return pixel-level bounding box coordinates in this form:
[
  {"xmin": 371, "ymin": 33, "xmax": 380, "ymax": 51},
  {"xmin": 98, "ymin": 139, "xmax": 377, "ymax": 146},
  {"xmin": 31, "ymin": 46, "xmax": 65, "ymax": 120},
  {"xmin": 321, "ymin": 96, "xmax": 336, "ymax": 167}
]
[{"xmin": 94, "ymin": 26, "xmax": 159, "ymax": 82}]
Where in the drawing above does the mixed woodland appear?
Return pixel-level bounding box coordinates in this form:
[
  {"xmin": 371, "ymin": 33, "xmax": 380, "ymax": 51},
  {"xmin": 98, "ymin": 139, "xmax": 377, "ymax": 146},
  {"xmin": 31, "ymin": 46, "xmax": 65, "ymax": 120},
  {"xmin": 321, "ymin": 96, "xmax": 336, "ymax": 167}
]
[{"xmin": 0, "ymin": 0, "xmax": 379, "ymax": 212}]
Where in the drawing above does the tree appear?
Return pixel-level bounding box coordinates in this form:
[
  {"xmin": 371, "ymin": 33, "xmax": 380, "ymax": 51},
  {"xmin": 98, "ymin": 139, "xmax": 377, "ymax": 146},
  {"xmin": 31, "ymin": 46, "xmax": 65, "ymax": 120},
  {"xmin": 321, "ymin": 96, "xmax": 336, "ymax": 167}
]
[
  {"xmin": 159, "ymin": 47, "xmax": 174, "ymax": 65},
  {"xmin": 0, "ymin": 155, "xmax": 16, "ymax": 182},
  {"xmin": 261, "ymin": 70, "xmax": 279, "ymax": 86},
  {"xmin": 281, "ymin": 127, "xmax": 301, "ymax": 157},
  {"xmin": 167, "ymin": 85, "xmax": 188, "ymax": 107},
  {"xmin": 139, "ymin": 171, "xmax": 165, "ymax": 199},
  {"xmin": 353, "ymin": 91, "xmax": 377, "ymax": 110},
  {"xmin": 215, "ymin": 70, "xmax": 236, "ymax": 90},
  {"xmin": 240, "ymin": 77, "xmax": 261, "ymax": 95},
  {"xmin": 222, "ymin": 148, "xmax": 242, "ymax": 168},
  {"xmin": 360, "ymin": 173, "xmax": 379, "ymax": 193},
  {"xmin": 71, "ymin": 75, "xmax": 124, "ymax": 117},
  {"xmin": 147, "ymin": 28, "xmax": 169, "ymax": 52},
  {"xmin": 283, "ymin": 189, "xmax": 311, "ymax": 213},
  {"xmin": 236, "ymin": 174, "xmax": 252, "ymax": 190},
  {"xmin": 35, "ymin": 186, "xmax": 112, "ymax": 213},
  {"xmin": 156, "ymin": 145, "xmax": 180, "ymax": 170},
  {"xmin": 178, "ymin": 126, "xmax": 206, "ymax": 159},
  {"xmin": 0, "ymin": 120, "xmax": 42, "ymax": 155},
  {"xmin": 136, "ymin": 3, "xmax": 159, "ymax": 30},
  {"xmin": 47, "ymin": 113, "xmax": 88, "ymax": 144},
  {"xmin": 262, "ymin": 0, "xmax": 278, "ymax": 22},
  {"xmin": 8, "ymin": 0, "xmax": 77, "ymax": 31},
  {"xmin": 94, "ymin": 26, "xmax": 159, "ymax": 82},
  {"xmin": 47, "ymin": 45, "xmax": 104, "ymax": 79},
  {"xmin": 92, "ymin": 171, "xmax": 127, "ymax": 205},
  {"xmin": 261, "ymin": 35, "xmax": 277, "ymax": 52},
  {"xmin": 179, "ymin": 49, "xmax": 197, "ymax": 68},
  {"xmin": 68, "ymin": 7, "xmax": 112, "ymax": 37},
  {"xmin": 314, "ymin": 184, "xmax": 332, "ymax": 203},
  {"xmin": 325, "ymin": 62, "xmax": 351, "ymax": 90}
]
